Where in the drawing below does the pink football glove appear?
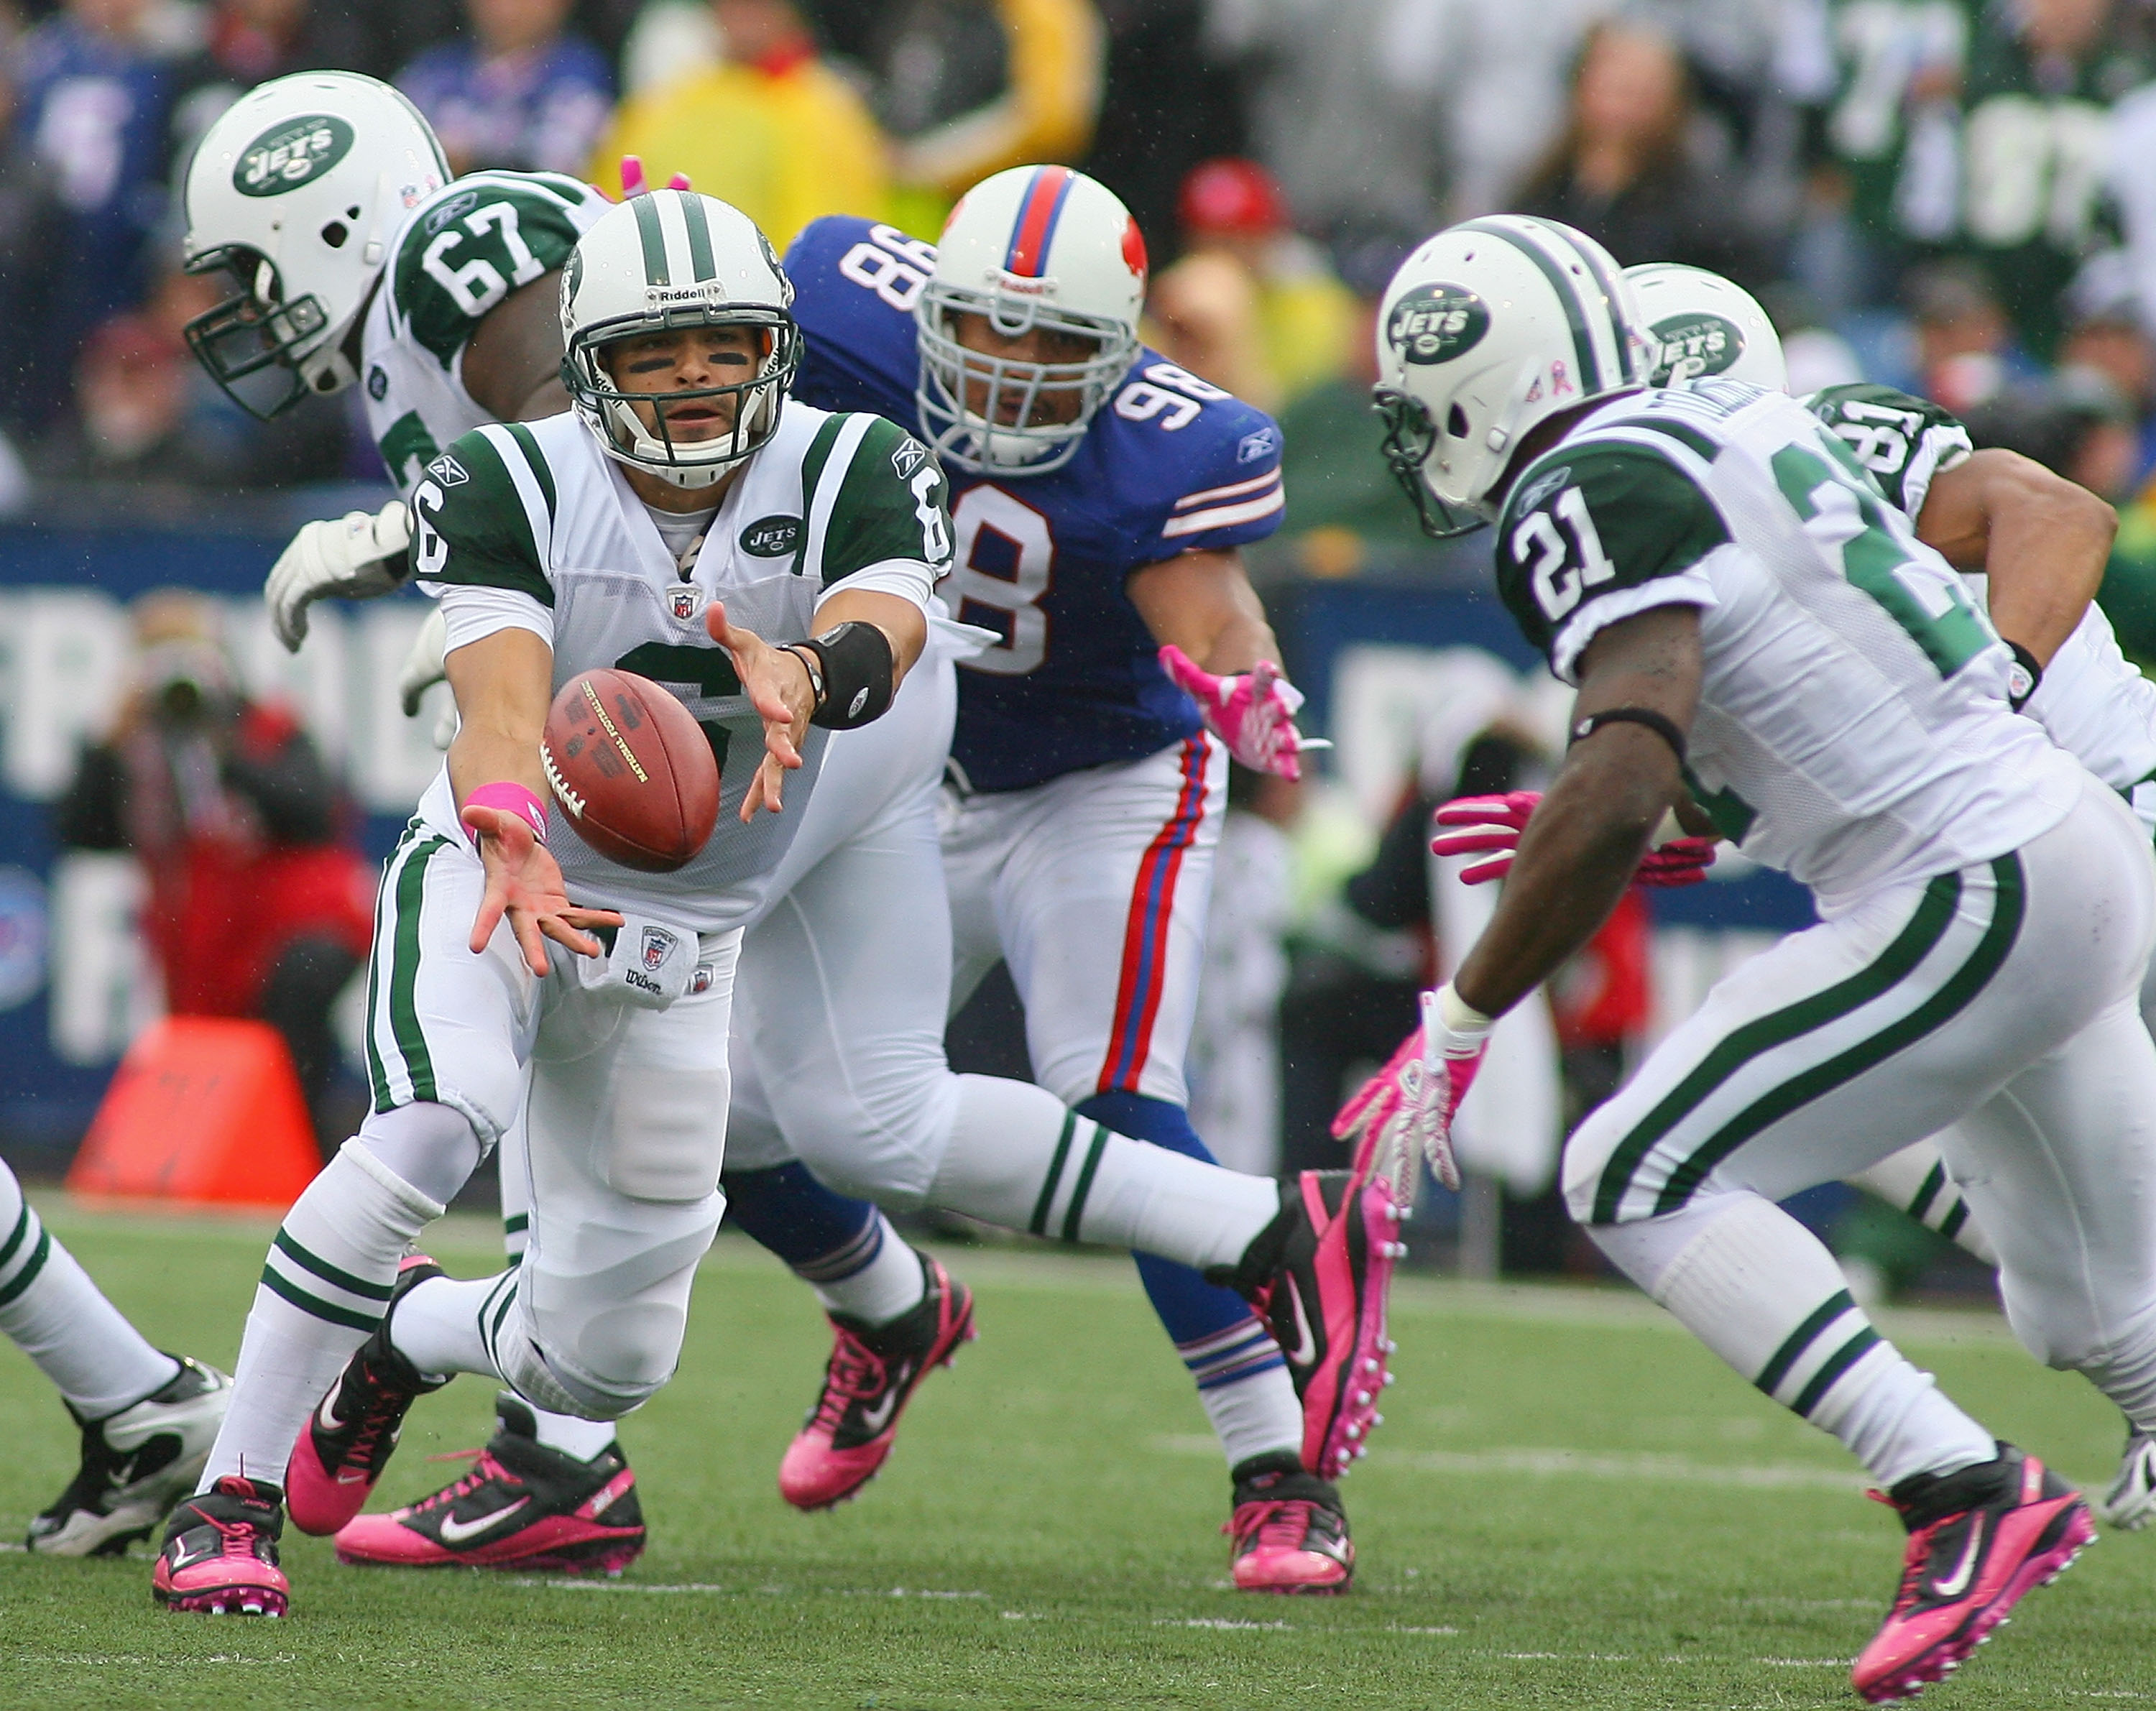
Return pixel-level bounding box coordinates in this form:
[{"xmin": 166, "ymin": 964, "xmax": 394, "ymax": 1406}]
[
  {"xmin": 618, "ymin": 156, "xmax": 693, "ymax": 198},
  {"xmin": 1158, "ymin": 644, "xmax": 1312, "ymax": 781},
  {"xmin": 1431, "ymin": 790, "xmax": 1717, "ymax": 887},
  {"xmin": 1330, "ymin": 990, "xmax": 1490, "ymax": 1200}
]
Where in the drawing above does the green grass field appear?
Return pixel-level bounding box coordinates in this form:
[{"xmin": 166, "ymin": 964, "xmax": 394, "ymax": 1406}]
[{"xmin": 0, "ymin": 1200, "xmax": 2149, "ymax": 1711}]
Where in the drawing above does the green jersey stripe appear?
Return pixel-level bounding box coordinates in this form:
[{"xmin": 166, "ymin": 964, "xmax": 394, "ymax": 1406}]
[
  {"xmin": 1608, "ymin": 416, "xmax": 1720, "ymax": 462},
  {"xmin": 1060, "ymin": 1123, "xmax": 1111, "ymax": 1242},
  {"xmin": 1754, "ymin": 1289, "xmax": 1855, "ymax": 1396},
  {"xmin": 1457, "ymin": 218, "xmax": 1601, "ymax": 393},
  {"xmin": 0, "ymin": 1227, "xmax": 50, "ymax": 1308},
  {"xmin": 1029, "ymin": 1112, "xmax": 1079, "ymax": 1236},
  {"xmin": 259, "ymin": 1266, "xmax": 381, "ymax": 1333},
  {"xmin": 1590, "ymin": 871, "xmax": 1963, "ymax": 1224},
  {"xmin": 503, "ymin": 422, "xmax": 557, "ymax": 525},
  {"xmin": 0, "ymin": 1199, "xmax": 32, "ymax": 1270},
  {"xmin": 632, "ymin": 193, "xmax": 669, "ymax": 285},
  {"xmin": 802, "ymin": 413, "xmax": 876, "ymax": 584},
  {"xmin": 505, "ymin": 1212, "xmax": 530, "ymax": 1236},
  {"xmin": 1791, "ymin": 1326, "xmax": 1882, "ymax": 1419},
  {"xmin": 271, "ymin": 1228, "xmax": 397, "ymax": 1302},
  {"xmin": 681, "ymin": 192, "xmax": 717, "ymax": 282},
  {"xmin": 790, "ymin": 414, "xmax": 852, "ymax": 580},
  {"xmin": 1652, "ymin": 854, "xmax": 2024, "ymax": 1214}
]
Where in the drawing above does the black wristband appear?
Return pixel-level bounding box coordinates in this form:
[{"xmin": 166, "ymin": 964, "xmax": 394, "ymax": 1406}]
[
  {"xmin": 796, "ymin": 621, "xmax": 895, "ymax": 729},
  {"xmin": 1569, "ymin": 706, "xmax": 1688, "ymax": 766},
  {"xmin": 2004, "ymin": 640, "xmax": 2042, "ymax": 713}
]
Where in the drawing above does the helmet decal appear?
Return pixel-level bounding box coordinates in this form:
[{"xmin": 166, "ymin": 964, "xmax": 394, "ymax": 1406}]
[
  {"xmin": 233, "ymin": 115, "xmax": 355, "ymax": 198},
  {"xmin": 1003, "ymin": 166, "xmax": 1078, "ymax": 277},
  {"xmin": 1651, "ymin": 312, "xmax": 1745, "ymax": 382},
  {"xmin": 1385, "ymin": 284, "xmax": 1489, "ymax": 366},
  {"xmin": 1121, "ymin": 215, "xmax": 1148, "ymax": 285}
]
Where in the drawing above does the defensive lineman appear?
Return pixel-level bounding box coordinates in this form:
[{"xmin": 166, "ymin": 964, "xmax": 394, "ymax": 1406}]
[
  {"xmin": 770, "ymin": 171, "xmax": 1366, "ymax": 1584},
  {"xmin": 153, "ymin": 185, "xmax": 944, "ymax": 1615},
  {"xmin": 175, "ymin": 71, "xmax": 976, "ymax": 1567},
  {"xmin": 1360, "ymin": 215, "xmax": 2156, "ymax": 1702}
]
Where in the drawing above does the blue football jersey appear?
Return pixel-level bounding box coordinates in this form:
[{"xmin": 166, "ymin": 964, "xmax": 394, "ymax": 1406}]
[{"xmin": 786, "ymin": 216, "xmax": 1289, "ymax": 792}]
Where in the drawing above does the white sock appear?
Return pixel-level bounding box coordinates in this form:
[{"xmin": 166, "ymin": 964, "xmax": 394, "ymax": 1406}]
[
  {"xmin": 798, "ymin": 1213, "xmax": 926, "ymax": 1326},
  {"xmin": 1593, "ymin": 1192, "xmax": 1996, "ymax": 1488},
  {"xmin": 931, "ymin": 1076, "xmax": 1279, "ymax": 1268},
  {"xmin": 0, "ymin": 1163, "xmax": 176, "ymax": 1417},
  {"xmin": 1847, "ymin": 1142, "xmax": 1999, "ymax": 1267},
  {"xmin": 199, "ymin": 1142, "xmax": 443, "ymax": 1490},
  {"xmin": 1179, "ymin": 1319, "xmax": 1304, "ymax": 1469},
  {"xmin": 528, "ymin": 1405, "xmax": 621, "ymax": 1461}
]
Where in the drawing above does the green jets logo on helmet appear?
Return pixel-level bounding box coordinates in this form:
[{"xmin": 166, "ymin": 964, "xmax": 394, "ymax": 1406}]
[
  {"xmin": 1387, "ymin": 285, "xmax": 1490, "ymax": 366},
  {"xmin": 233, "ymin": 115, "xmax": 355, "ymax": 198},
  {"xmin": 1651, "ymin": 312, "xmax": 1743, "ymax": 384}
]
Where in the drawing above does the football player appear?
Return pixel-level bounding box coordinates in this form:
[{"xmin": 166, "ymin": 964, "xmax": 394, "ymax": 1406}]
[
  {"xmin": 765, "ymin": 170, "xmax": 1381, "ymax": 1587},
  {"xmin": 0, "ymin": 1161, "xmax": 230, "ymax": 1555},
  {"xmin": 1434, "ymin": 262, "xmax": 2156, "ymax": 1534},
  {"xmin": 1360, "ymin": 215, "xmax": 2156, "ymax": 1702},
  {"xmin": 154, "ymin": 184, "xmax": 945, "ymax": 1615},
  {"xmin": 175, "ymin": 70, "xmax": 977, "ymax": 1569}
]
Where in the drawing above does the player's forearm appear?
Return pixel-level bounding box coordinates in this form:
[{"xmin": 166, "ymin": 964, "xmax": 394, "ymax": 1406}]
[
  {"xmin": 1129, "ymin": 548, "xmax": 1281, "ymax": 675},
  {"xmin": 1450, "ymin": 729, "xmax": 1672, "ymax": 1018},
  {"xmin": 1979, "ymin": 483, "xmax": 2114, "ymax": 667},
  {"xmin": 811, "ymin": 589, "xmax": 928, "ymax": 682},
  {"xmin": 444, "ymin": 630, "xmax": 556, "ymax": 807}
]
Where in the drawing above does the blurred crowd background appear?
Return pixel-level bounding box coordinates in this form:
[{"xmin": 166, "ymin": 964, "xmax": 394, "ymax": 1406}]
[{"xmin": 6, "ymin": 0, "xmax": 2150, "ymax": 1299}]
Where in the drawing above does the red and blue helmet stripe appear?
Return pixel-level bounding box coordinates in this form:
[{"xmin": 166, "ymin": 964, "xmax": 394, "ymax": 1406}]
[{"xmin": 1002, "ymin": 165, "xmax": 1079, "ymax": 277}]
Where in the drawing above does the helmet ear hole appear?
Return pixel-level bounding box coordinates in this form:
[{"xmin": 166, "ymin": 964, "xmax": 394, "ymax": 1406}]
[
  {"xmin": 321, "ymin": 221, "xmax": 348, "ymax": 249},
  {"xmin": 1447, "ymin": 403, "xmax": 1470, "ymax": 439}
]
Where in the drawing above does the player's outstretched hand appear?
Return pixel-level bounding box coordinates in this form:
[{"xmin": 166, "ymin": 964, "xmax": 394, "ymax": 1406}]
[
  {"xmin": 1332, "ymin": 989, "xmax": 1490, "ymax": 1202},
  {"xmin": 461, "ymin": 803, "xmax": 623, "ymax": 976},
  {"xmin": 1432, "ymin": 790, "xmax": 1718, "ymax": 888},
  {"xmin": 706, "ymin": 600, "xmax": 813, "ymax": 820},
  {"xmin": 1158, "ymin": 644, "xmax": 1314, "ymax": 781},
  {"xmin": 266, "ymin": 501, "xmax": 413, "ymax": 652},
  {"xmin": 617, "ymin": 155, "xmax": 691, "ymax": 198}
]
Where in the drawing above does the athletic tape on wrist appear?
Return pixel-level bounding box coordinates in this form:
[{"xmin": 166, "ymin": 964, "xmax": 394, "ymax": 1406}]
[
  {"xmin": 467, "ymin": 780, "xmax": 549, "ymax": 843},
  {"xmin": 796, "ymin": 622, "xmax": 895, "ymax": 729}
]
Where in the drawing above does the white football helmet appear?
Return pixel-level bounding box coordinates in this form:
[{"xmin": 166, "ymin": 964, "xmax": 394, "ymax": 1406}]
[
  {"xmin": 1628, "ymin": 262, "xmax": 1787, "ymax": 390},
  {"xmin": 917, "ymin": 165, "xmax": 1146, "ymax": 474},
  {"xmin": 561, "ymin": 190, "xmax": 798, "ymax": 489},
  {"xmin": 1373, "ymin": 216, "xmax": 1647, "ymax": 535},
  {"xmin": 182, "ymin": 70, "xmax": 448, "ymax": 418}
]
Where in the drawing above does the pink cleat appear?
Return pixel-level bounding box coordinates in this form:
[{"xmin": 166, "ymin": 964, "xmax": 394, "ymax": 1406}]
[
  {"xmin": 1853, "ymin": 1444, "xmax": 2093, "ymax": 1703},
  {"xmin": 779, "ymin": 1255, "xmax": 975, "ymax": 1511},
  {"xmin": 1212, "ymin": 1170, "xmax": 1404, "ymax": 1480},
  {"xmin": 336, "ymin": 1395, "xmax": 644, "ymax": 1574},
  {"xmin": 151, "ymin": 1476, "xmax": 289, "ymax": 1616},
  {"xmin": 1225, "ymin": 1454, "xmax": 1353, "ymax": 1593}
]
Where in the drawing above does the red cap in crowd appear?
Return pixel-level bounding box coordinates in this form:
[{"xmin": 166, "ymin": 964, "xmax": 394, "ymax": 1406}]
[{"xmin": 1179, "ymin": 158, "xmax": 1288, "ymax": 239}]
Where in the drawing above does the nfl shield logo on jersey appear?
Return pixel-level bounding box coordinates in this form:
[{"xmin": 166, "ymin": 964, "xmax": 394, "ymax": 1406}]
[
  {"xmin": 642, "ymin": 926, "xmax": 677, "ymax": 972},
  {"xmin": 669, "ymin": 587, "xmax": 699, "ymax": 622}
]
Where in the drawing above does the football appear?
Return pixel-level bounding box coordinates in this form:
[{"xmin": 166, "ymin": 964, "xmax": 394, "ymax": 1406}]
[{"xmin": 540, "ymin": 668, "xmax": 721, "ymax": 872}]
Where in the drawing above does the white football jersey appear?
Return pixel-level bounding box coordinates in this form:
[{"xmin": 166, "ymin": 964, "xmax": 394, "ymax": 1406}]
[
  {"xmin": 1805, "ymin": 381, "xmax": 2156, "ymax": 829},
  {"xmin": 408, "ymin": 401, "xmax": 953, "ymax": 931},
  {"xmin": 360, "ymin": 170, "xmax": 612, "ymax": 494},
  {"xmin": 1494, "ymin": 379, "xmax": 2083, "ymax": 908}
]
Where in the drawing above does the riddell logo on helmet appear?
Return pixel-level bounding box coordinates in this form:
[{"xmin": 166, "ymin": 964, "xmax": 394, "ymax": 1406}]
[
  {"xmin": 983, "ymin": 269, "xmax": 1053, "ymax": 297},
  {"xmin": 1388, "ymin": 284, "xmax": 1490, "ymax": 366},
  {"xmin": 644, "ymin": 282, "xmax": 727, "ymax": 308},
  {"xmin": 233, "ymin": 115, "xmax": 355, "ymax": 198}
]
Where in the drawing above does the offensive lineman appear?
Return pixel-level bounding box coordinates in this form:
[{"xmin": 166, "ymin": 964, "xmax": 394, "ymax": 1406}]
[
  {"xmin": 770, "ymin": 170, "xmax": 1365, "ymax": 1583},
  {"xmin": 1358, "ymin": 214, "xmax": 2156, "ymax": 1702},
  {"xmin": 153, "ymin": 184, "xmax": 944, "ymax": 1615},
  {"xmin": 175, "ymin": 71, "xmax": 977, "ymax": 1567}
]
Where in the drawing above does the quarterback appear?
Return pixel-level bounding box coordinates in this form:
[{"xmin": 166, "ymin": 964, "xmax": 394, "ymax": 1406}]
[{"xmin": 1361, "ymin": 215, "xmax": 2156, "ymax": 1702}]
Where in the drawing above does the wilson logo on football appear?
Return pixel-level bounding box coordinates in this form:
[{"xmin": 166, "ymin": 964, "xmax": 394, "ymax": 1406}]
[
  {"xmin": 1388, "ymin": 283, "xmax": 1490, "ymax": 366},
  {"xmin": 234, "ymin": 115, "xmax": 355, "ymax": 198}
]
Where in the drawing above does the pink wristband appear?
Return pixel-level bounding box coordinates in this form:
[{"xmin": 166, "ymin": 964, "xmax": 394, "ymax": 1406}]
[{"xmin": 466, "ymin": 781, "xmax": 549, "ymax": 844}]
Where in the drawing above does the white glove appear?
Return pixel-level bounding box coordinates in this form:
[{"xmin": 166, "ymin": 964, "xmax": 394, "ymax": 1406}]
[
  {"xmin": 266, "ymin": 500, "xmax": 413, "ymax": 652},
  {"xmin": 574, "ymin": 913, "xmax": 699, "ymax": 1009}
]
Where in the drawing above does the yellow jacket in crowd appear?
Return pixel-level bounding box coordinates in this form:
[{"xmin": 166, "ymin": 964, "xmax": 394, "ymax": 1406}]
[{"xmin": 589, "ymin": 47, "xmax": 889, "ymax": 249}]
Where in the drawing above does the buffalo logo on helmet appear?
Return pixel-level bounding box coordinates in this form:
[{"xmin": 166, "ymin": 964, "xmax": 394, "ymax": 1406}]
[
  {"xmin": 641, "ymin": 926, "xmax": 678, "ymax": 971},
  {"xmin": 234, "ymin": 115, "xmax": 355, "ymax": 198},
  {"xmin": 669, "ymin": 587, "xmax": 699, "ymax": 621},
  {"xmin": 1387, "ymin": 285, "xmax": 1491, "ymax": 366},
  {"xmin": 1651, "ymin": 313, "xmax": 1743, "ymax": 384}
]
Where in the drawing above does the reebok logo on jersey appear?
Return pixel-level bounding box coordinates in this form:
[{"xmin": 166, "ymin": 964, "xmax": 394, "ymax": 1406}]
[
  {"xmin": 424, "ymin": 190, "xmax": 480, "ymax": 235},
  {"xmin": 1514, "ymin": 465, "xmax": 1571, "ymax": 514},
  {"xmin": 1237, "ymin": 428, "xmax": 1278, "ymax": 464},
  {"xmin": 740, "ymin": 515, "xmax": 801, "ymax": 557},
  {"xmin": 890, "ymin": 438, "xmax": 926, "ymax": 479},
  {"xmin": 234, "ymin": 114, "xmax": 354, "ymax": 197},
  {"xmin": 427, "ymin": 453, "xmax": 469, "ymax": 487},
  {"xmin": 1387, "ymin": 284, "xmax": 1489, "ymax": 365}
]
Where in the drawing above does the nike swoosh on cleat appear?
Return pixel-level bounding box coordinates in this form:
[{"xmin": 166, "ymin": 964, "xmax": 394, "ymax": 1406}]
[
  {"xmin": 1930, "ymin": 1514, "xmax": 1986, "ymax": 1600},
  {"xmin": 860, "ymin": 1367, "xmax": 913, "ymax": 1435},
  {"xmin": 1281, "ymin": 1278, "xmax": 1317, "ymax": 1370},
  {"xmin": 437, "ymin": 1499, "xmax": 528, "ymax": 1544}
]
